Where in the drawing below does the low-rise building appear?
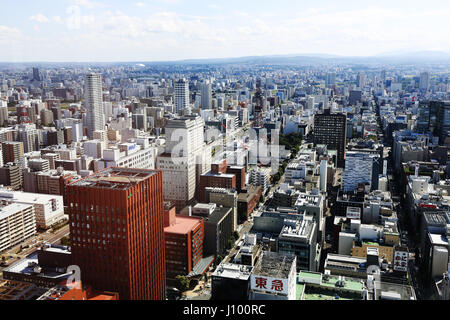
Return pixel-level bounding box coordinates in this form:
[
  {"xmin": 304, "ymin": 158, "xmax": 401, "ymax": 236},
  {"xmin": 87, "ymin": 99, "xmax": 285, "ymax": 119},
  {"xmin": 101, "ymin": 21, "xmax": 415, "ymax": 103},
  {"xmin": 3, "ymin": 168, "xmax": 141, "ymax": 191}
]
[
  {"xmin": 0, "ymin": 203, "xmax": 36, "ymax": 253},
  {"xmin": 249, "ymin": 251, "xmax": 297, "ymax": 300},
  {"xmin": 0, "ymin": 189, "xmax": 65, "ymax": 229},
  {"xmin": 212, "ymin": 263, "xmax": 252, "ymax": 300}
]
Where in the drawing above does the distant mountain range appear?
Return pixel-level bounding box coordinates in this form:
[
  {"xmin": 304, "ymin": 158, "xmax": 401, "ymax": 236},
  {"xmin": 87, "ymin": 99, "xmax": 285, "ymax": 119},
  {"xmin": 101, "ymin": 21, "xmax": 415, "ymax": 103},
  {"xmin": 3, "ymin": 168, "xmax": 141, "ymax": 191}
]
[
  {"xmin": 141, "ymin": 51, "xmax": 450, "ymax": 65},
  {"xmin": 2, "ymin": 51, "xmax": 450, "ymax": 66}
]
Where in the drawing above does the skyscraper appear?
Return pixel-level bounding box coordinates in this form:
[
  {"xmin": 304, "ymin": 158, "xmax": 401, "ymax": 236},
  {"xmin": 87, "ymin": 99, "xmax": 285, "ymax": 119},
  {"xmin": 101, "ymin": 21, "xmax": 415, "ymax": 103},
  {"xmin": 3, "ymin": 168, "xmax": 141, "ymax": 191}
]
[
  {"xmin": 420, "ymin": 71, "xmax": 431, "ymax": 91},
  {"xmin": 175, "ymin": 78, "xmax": 189, "ymax": 113},
  {"xmin": 85, "ymin": 73, "xmax": 105, "ymax": 138},
  {"xmin": 32, "ymin": 67, "xmax": 41, "ymax": 81},
  {"xmin": 201, "ymin": 81, "xmax": 212, "ymax": 110},
  {"xmin": 326, "ymin": 72, "xmax": 336, "ymax": 87},
  {"xmin": 434, "ymin": 101, "xmax": 450, "ymax": 144},
  {"xmin": 357, "ymin": 72, "xmax": 366, "ymax": 89},
  {"xmin": 313, "ymin": 109, "xmax": 347, "ymax": 168},
  {"xmin": 67, "ymin": 167, "xmax": 166, "ymax": 300}
]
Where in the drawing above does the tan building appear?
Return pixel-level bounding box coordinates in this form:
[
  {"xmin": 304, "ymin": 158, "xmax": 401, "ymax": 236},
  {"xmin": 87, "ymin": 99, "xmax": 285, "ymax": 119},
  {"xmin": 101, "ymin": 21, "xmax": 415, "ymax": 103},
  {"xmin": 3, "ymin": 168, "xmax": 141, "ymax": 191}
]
[{"xmin": 351, "ymin": 243, "xmax": 394, "ymax": 264}]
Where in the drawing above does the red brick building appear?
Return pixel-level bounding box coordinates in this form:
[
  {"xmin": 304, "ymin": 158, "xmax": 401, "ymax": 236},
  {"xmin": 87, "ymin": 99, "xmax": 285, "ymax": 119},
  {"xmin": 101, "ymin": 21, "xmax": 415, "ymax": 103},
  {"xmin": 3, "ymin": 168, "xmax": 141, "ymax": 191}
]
[
  {"xmin": 164, "ymin": 203, "xmax": 207, "ymax": 280},
  {"xmin": 67, "ymin": 167, "xmax": 166, "ymax": 300},
  {"xmin": 198, "ymin": 172, "xmax": 236, "ymax": 203},
  {"xmin": 237, "ymin": 186, "xmax": 262, "ymax": 223},
  {"xmin": 211, "ymin": 159, "xmax": 228, "ymax": 174},
  {"xmin": 226, "ymin": 165, "xmax": 246, "ymax": 192}
]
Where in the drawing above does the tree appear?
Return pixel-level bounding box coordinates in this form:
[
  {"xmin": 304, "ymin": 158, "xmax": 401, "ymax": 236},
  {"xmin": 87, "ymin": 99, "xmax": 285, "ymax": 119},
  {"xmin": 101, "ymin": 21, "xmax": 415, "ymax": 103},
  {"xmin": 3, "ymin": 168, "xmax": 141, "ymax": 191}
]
[
  {"xmin": 215, "ymin": 255, "xmax": 224, "ymax": 265},
  {"xmin": 232, "ymin": 231, "xmax": 240, "ymax": 241},
  {"xmin": 175, "ymin": 275, "xmax": 190, "ymax": 292},
  {"xmin": 227, "ymin": 239, "xmax": 234, "ymax": 250},
  {"xmin": 60, "ymin": 236, "xmax": 71, "ymax": 246}
]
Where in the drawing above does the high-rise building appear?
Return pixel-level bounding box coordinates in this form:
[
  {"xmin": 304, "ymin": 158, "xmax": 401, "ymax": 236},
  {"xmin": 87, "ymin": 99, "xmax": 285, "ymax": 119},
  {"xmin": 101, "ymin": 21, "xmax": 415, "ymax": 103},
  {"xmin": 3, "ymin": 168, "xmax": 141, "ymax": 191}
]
[
  {"xmin": 2, "ymin": 141, "xmax": 24, "ymax": 164},
  {"xmin": 40, "ymin": 109, "xmax": 54, "ymax": 126},
  {"xmin": 313, "ymin": 109, "xmax": 347, "ymax": 168},
  {"xmin": 0, "ymin": 163, "xmax": 23, "ymax": 190},
  {"xmin": 306, "ymin": 96, "xmax": 315, "ymax": 110},
  {"xmin": 85, "ymin": 73, "xmax": 105, "ymax": 138},
  {"xmin": 32, "ymin": 67, "xmax": 41, "ymax": 82},
  {"xmin": 320, "ymin": 159, "xmax": 328, "ymax": 192},
  {"xmin": 381, "ymin": 70, "xmax": 386, "ymax": 84},
  {"xmin": 0, "ymin": 105, "xmax": 8, "ymax": 127},
  {"xmin": 174, "ymin": 78, "xmax": 189, "ymax": 113},
  {"xmin": 67, "ymin": 167, "xmax": 166, "ymax": 300},
  {"xmin": 157, "ymin": 116, "xmax": 205, "ymax": 210},
  {"xmin": 357, "ymin": 72, "xmax": 366, "ymax": 89},
  {"xmin": 349, "ymin": 90, "xmax": 362, "ymax": 105},
  {"xmin": 326, "ymin": 72, "xmax": 336, "ymax": 87},
  {"xmin": 18, "ymin": 124, "xmax": 39, "ymax": 153},
  {"xmin": 420, "ymin": 71, "xmax": 431, "ymax": 91},
  {"xmin": 343, "ymin": 152, "xmax": 379, "ymax": 192},
  {"xmin": 201, "ymin": 81, "xmax": 212, "ymax": 110},
  {"xmin": 430, "ymin": 101, "xmax": 450, "ymax": 144}
]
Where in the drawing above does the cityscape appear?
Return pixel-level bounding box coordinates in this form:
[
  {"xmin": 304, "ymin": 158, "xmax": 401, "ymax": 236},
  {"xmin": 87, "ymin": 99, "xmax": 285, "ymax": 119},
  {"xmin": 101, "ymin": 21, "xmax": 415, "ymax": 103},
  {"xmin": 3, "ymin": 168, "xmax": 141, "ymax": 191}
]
[{"xmin": 0, "ymin": 0, "xmax": 449, "ymax": 304}]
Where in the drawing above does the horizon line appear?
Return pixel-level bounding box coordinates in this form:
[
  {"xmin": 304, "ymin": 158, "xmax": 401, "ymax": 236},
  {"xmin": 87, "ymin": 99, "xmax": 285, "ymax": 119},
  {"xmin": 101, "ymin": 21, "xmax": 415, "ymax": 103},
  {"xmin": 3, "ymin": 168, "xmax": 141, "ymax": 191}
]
[{"xmin": 1, "ymin": 51, "xmax": 450, "ymax": 64}]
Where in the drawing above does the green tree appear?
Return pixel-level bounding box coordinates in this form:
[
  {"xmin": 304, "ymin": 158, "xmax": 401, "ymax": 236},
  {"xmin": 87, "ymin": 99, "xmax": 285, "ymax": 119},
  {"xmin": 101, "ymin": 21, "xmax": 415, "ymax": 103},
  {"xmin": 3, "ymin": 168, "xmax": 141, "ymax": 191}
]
[
  {"xmin": 227, "ymin": 239, "xmax": 234, "ymax": 250},
  {"xmin": 175, "ymin": 275, "xmax": 190, "ymax": 292},
  {"xmin": 60, "ymin": 236, "xmax": 71, "ymax": 246},
  {"xmin": 232, "ymin": 231, "xmax": 240, "ymax": 241},
  {"xmin": 215, "ymin": 255, "xmax": 224, "ymax": 265}
]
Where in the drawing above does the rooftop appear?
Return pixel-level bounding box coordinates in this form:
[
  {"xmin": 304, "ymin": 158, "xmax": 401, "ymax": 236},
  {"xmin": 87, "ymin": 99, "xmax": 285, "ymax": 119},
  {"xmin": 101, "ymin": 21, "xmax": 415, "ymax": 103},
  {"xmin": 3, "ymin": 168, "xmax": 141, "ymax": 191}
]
[
  {"xmin": 378, "ymin": 282, "xmax": 416, "ymax": 300},
  {"xmin": 4, "ymin": 251, "xmax": 72, "ymax": 280},
  {"xmin": 294, "ymin": 193, "xmax": 321, "ymax": 207},
  {"xmin": 212, "ymin": 263, "xmax": 252, "ymax": 281},
  {"xmin": 0, "ymin": 189, "xmax": 63, "ymax": 205},
  {"xmin": 423, "ymin": 212, "xmax": 448, "ymax": 226},
  {"xmin": 0, "ymin": 280, "xmax": 47, "ymax": 300},
  {"xmin": 70, "ymin": 167, "xmax": 159, "ymax": 190},
  {"xmin": 253, "ymin": 251, "xmax": 296, "ymax": 279},
  {"xmin": 0, "ymin": 203, "xmax": 34, "ymax": 221},
  {"xmin": 164, "ymin": 216, "xmax": 203, "ymax": 234},
  {"xmin": 202, "ymin": 171, "xmax": 235, "ymax": 178},
  {"xmin": 429, "ymin": 233, "xmax": 449, "ymax": 246},
  {"xmin": 204, "ymin": 207, "xmax": 232, "ymax": 225},
  {"xmin": 279, "ymin": 217, "xmax": 315, "ymax": 241}
]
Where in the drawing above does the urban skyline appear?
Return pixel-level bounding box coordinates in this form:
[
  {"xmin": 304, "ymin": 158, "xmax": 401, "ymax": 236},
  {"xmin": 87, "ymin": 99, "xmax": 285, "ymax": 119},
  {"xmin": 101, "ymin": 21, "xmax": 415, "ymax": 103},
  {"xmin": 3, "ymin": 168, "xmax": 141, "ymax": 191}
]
[{"xmin": 0, "ymin": 0, "xmax": 449, "ymax": 306}]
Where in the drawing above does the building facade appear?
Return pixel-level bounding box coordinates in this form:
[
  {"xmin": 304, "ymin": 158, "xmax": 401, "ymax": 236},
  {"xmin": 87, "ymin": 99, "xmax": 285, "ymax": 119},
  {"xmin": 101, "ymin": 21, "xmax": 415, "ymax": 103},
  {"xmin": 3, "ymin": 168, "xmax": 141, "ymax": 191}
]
[{"xmin": 67, "ymin": 168, "xmax": 166, "ymax": 300}]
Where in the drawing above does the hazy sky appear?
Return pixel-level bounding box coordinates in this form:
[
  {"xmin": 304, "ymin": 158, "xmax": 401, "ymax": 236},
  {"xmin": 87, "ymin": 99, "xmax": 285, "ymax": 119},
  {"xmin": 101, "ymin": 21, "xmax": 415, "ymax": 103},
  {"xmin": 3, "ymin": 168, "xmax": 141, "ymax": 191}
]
[{"xmin": 1, "ymin": 0, "xmax": 450, "ymax": 62}]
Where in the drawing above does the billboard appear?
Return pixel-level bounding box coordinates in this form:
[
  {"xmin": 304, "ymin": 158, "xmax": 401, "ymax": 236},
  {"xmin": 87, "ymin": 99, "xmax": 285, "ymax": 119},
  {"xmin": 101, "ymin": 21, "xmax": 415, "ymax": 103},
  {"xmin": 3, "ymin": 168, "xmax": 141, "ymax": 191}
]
[
  {"xmin": 250, "ymin": 275, "xmax": 289, "ymax": 296},
  {"xmin": 393, "ymin": 250, "xmax": 409, "ymax": 272},
  {"xmin": 346, "ymin": 207, "xmax": 361, "ymax": 220}
]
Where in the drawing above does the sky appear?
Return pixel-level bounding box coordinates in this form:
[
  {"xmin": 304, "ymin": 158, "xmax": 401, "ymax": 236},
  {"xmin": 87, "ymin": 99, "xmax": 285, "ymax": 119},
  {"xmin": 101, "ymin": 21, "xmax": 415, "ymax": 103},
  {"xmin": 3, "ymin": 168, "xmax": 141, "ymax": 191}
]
[{"xmin": 1, "ymin": 0, "xmax": 450, "ymax": 62}]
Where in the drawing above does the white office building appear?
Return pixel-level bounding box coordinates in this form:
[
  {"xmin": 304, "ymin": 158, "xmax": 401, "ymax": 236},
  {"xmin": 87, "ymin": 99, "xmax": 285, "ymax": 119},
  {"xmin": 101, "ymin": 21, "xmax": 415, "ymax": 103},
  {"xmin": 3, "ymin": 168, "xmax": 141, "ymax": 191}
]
[
  {"xmin": 0, "ymin": 190, "xmax": 65, "ymax": 230},
  {"xmin": 343, "ymin": 152, "xmax": 376, "ymax": 192},
  {"xmin": 85, "ymin": 73, "xmax": 105, "ymax": 138},
  {"xmin": 157, "ymin": 116, "xmax": 205, "ymax": 208}
]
